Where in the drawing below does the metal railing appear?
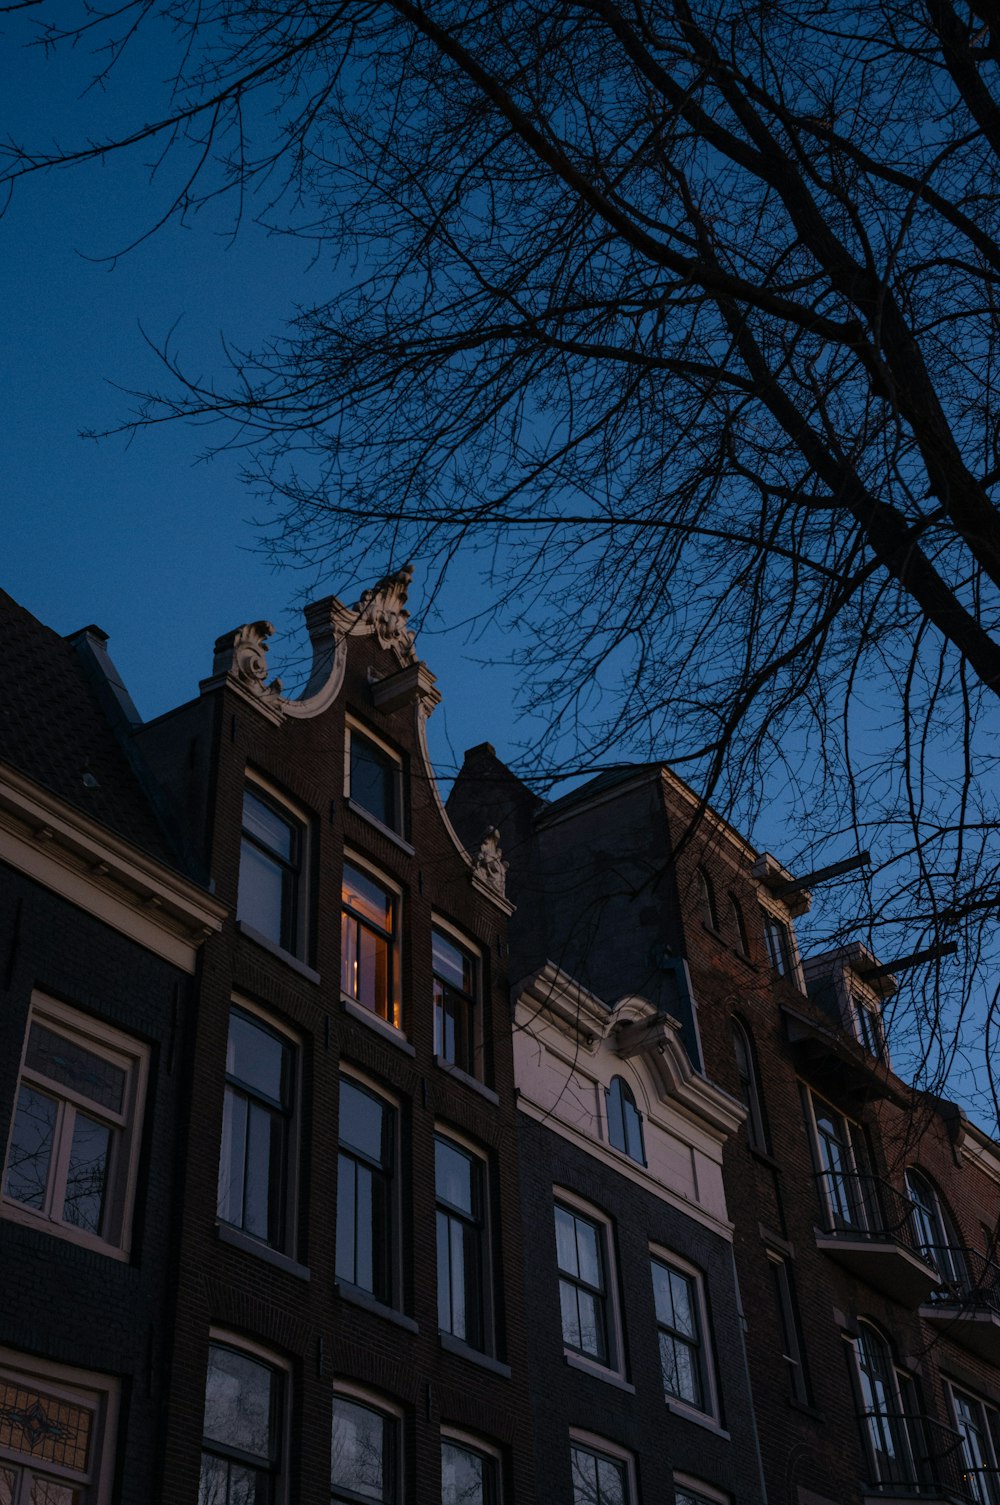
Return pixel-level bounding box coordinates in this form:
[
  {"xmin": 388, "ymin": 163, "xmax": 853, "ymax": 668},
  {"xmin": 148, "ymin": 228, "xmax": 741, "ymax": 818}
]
[
  {"xmin": 918, "ymin": 1247, "xmax": 1000, "ymax": 1317},
  {"xmin": 814, "ymin": 1171, "xmax": 937, "ymax": 1264},
  {"xmin": 860, "ymin": 1411, "xmax": 1000, "ymax": 1504}
]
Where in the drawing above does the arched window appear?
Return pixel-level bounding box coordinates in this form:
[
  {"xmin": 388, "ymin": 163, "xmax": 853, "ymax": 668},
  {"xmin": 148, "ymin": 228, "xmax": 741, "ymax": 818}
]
[
  {"xmin": 729, "ymin": 895, "xmax": 750, "ymax": 957},
  {"xmin": 906, "ymin": 1169, "xmax": 968, "ymax": 1288},
  {"xmin": 853, "ymin": 1324, "xmax": 918, "ymax": 1489},
  {"xmin": 696, "ymin": 868, "xmax": 718, "ymax": 931},
  {"xmin": 605, "ymin": 1077, "xmax": 645, "ymax": 1165},
  {"xmin": 733, "ymin": 1021, "xmax": 768, "ymax": 1152}
]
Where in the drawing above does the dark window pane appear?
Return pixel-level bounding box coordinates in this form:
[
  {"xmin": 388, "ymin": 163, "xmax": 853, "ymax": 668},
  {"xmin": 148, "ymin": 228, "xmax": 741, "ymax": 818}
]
[
  {"xmin": 26, "ymin": 1025, "xmax": 125, "ymax": 1113},
  {"xmin": 244, "ymin": 1102, "xmax": 284, "ymax": 1244},
  {"xmin": 433, "ymin": 932, "xmax": 473, "ymax": 992},
  {"xmin": 243, "ymin": 791, "xmax": 293, "ymax": 861},
  {"xmin": 351, "ymin": 737, "xmax": 399, "ymax": 830},
  {"xmin": 63, "ymin": 1113, "xmax": 110, "ymax": 1233},
  {"xmin": 436, "ymin": 1139, "xmax": 474, "ymax": 1215},
  {"xmin": 227, "ymin": 1015, "xmax": 289, "ymax": 1106},
  {"xmin": 218, "ymin": 1088, "xmax": 249, "ymax": 1228},
  {"xmin": 332, "ymin": 1398, "xmax": 392, "ymax": 1501},
  {"xmin": 340, "ymin": 1081, "xmax": 387, "ymax": 1163},
  {"xmin": 442, "ymin": 1441, "xmax": 491, "ymax": 1505},
  {"xmin": 4, "ymin": 1084, "xmax": 56, "ymax": 1209},
  {"xmin": 335, "ymin": 1153, "xmax": 357, "ymax": 1286},
  {"xmin": 203, "ymin": 1347, "xmax": 276, "ymax": 1461},
  {"xmin": 238, "ymin": 842, "xmax": 286, "ymax": 943}
]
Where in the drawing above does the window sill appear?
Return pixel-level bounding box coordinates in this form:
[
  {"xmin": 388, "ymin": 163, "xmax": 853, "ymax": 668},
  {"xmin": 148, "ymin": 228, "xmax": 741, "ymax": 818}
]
[
  {"xmin": 434, "ymin": 1056, "xmax": 500, "ymax": 1105},
  {"xmin": 439, "ymin": 1333, "xmax": 511, "ymax": 1378},
  {"xmin": 563, "ymin": 1351, "xmax": 635, "ymax": 1393},
  {"xmin": 664, "ymin": 1399, "xmax": 730, "ymax": 1438},
  {"xmin": 336, "ymin": 1282, "xmax": 418, "ymax": 1333},
  {"xmin": 1, "ymin": 1201, "xmax": 128, "ymax": 1262},
  {"xmin": 341, "ymin": 997, "xmax": 416, "ymax": 1055},
  {"xmin": 788, "ymin": 1397, "xmax": 824, "ymax": 1422},
  {"xmin": 216, "ymin": 1222, "xmax": 310, "ymax": 1281},
  {"xmin": 748, "ymin": 1147, "xmax": 783, "ymax": 1172},
  {"xmin": 237, "ymin": 922, "xmax": 321, "ymax": 984},
  {"xmin": 344, "ymin": 800, "xmax": 415, "ymax": 856}
]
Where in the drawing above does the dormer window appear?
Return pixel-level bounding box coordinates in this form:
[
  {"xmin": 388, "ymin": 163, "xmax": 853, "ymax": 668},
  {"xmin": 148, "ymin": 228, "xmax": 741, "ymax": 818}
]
[
  {"xmin": 851, "ymin": 993, "xmax": 886, "ymax": 1061},
  {"xmin": 605, "ymin": 1077, "xmax": 645, "ymax": 1166}
]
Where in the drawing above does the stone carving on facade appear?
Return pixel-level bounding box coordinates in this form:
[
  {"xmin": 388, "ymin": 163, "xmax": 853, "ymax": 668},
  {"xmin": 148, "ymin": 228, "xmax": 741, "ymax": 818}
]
[
  {"xmin": 211, "ymin": 621, "xmax": 283, "ymax": 703},
  {"xmin": 472, "ymin": 826, "xmax": 509, "ymax": 898},
  {"xmin": 353, "ymin": 563, "xmax": 417, "ymax": 663}
]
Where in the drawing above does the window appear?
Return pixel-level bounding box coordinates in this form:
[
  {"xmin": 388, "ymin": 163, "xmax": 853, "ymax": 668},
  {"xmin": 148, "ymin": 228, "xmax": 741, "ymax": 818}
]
[
  {"xmin": 949, "ymin": 1386, "xmax": 1000, "ymax": 1505},
  {"xmin": 696, "ymin": 868, "xmax": 718, "ymax": 930},
  {"xmin": 768, "ymin": 1254, "xmax": 809, "ymax": 1404},
  {"xmin": 651, "ymin": 1253, "xmax": 714, "ymax": 1415},
  {"xmin": 570, "ymin": 1440, "xmax": 633, "ymax": 1505},
  {"xmin": 674, "ymin": 1480, "xmax": 730, "ymax": 1505},
  {"xmin": 336, "ymin": 1075, "xmax": 397, "ymax": 1305},
  {"xmin": 347, "ymin": 726, "xmax": 404, "ymax": 835},
  {"xmin": 760, "ymin": 907, "xmax": 794, "ymax": 977},
  {"xmin": 2, "ymin": 996, "xmax": 148, "ymax": 1257},
  {"xmin": 729, "ymin": 896, "xmax": 750, "ymax": 957},
  {"xmin": 441, "ymin": 1437, "xmax": 499, "ymax": 1505},
  {"xmin": 852, "ymin": 1324, "xmax": 924, "ymax": 1490},
  {"xmin": 555, "ymin": 1202, "xmax": 615, "ymax": 1367},
  {"xmin": 851, "ymin": 993, "xmax": 887, "ymax": 1060},
  {"xmin": 433, "ymin": 928, "xmax": 480, "ymax": 1077},
  {"xmin": 0, "ymin": 1350, "xmax": 118, "ymax": 1503},
  {"xmin": 906, "ymin": 1169, "xmax": 968, "ymax": 1287},
  {"xmin": 605, "ymin": 1077, "xmax": 645, "ymax": 1165},
  {"xmin": 732, "ymin": 1021, "xmax": 768, "ymax": 1153},
  {"xmin": 200, "ymin": 1341, "xmax": 284, "ymax": 1505},
  {"xmin": 809, "ymin": 1095, "xmax": 870, "ymax": 1232},
  {"xmin": 436, "ymin": 1134, "xmax": 490, "ymax": 1352},
  {"xmin": 341, "ymin": 862, "xmax": 401, "ymax": 1029},
  {"xmin": 239, "ymin": 785, "xmax": 307, "ymax": 957},
  {"xmin": 217, "ymin": 1006, "xmax": 297, "ymax": 1252},
  {"xmin": 331, "ymin": 1393, "xmax": 399, "ymax": 1504}
]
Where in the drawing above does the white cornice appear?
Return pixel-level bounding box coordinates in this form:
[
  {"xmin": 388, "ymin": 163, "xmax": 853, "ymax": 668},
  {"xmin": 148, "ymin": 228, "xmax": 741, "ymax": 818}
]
[
  {"xmin": 0, "ymin": 763, "xmax": 226, "ymax": 973},
  {"xmin": 515, "ymin": 961, "xmax": 611, "ymax": 1045}
]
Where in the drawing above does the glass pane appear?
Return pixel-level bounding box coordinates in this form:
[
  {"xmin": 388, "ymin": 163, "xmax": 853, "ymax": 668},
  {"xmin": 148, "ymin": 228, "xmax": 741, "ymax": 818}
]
[
  {"xmin": 669, "ymin": 1271, "xmax": 696, "ymax": 1337},
  {"xmin": 227, "ymin": 1015, "xmax": 289, "ymax": 1105},
  {"xmin": 436, "ymin": 1139, "xmax": 474, "ymax": 1215},
  {"xmin": 30, "ymin": 1483, "xmax": 80, "ymax": 1505},
  {"xmin": 63, "ymin": 1113, "xmax": 111, "ymax": 1233},
  {"xmin": 0, "ymin": 1468, "xmax": 15, "ymax": 1505},
  {"xmin": 351, "ymin": 738, "xmax": 398, "ymax": 830},
  {"xmin": 4, "ymin": 1084, "xmax": 57, "ymax": 1209},
  {"xmin": 0, "ymin": 1380, "xmax": 92, "ymax": 1470},
  {"xmin": 575, "ymin": 1218, "xmax": 601, "ymax": 1289},
  {"xmin": 218, "ymin": 1089, "xmax": 248, "ymax": 1228},
  {"xmin": 26, "ymin": 1025, "xmax": 125, "ymax": 1114},
  {"xmin": 576, "ymin": 1289, "xmax": 603, "ymax": 1359},
  {"xmin": 336, "ymin": 1154, "xmax": 358, "ymax": 1286},
  {"xmin": 356, "ymin": 927, "xmax": 389, "ymax": 1018},
  {"xmin": 437, "ymin": 1209, "xmax": 452, "ymax": 1332},
  {"xmin": 571, "ymin": 1447, "xmax": 599, "ymax": 1504},
  {"xmin": 433, "ymin": 931, "xmax": 473, "ymax": 993},
  {"xmin": 597, "ymin": 1455, "xmax": 626, "ymax": 1505},
  {"xmin": 442, "ymin": 1441, "xmax": 487, "ymax": 1505},
  {"xmin": 339, "ymin": 1081, "xmax": 386, "ymax": 1164},
  {"xmin": 238, "ymin": 840, "xmax": 286, "ymax": 944},
  {"xmin": 555, "ymin": 1206, "xmax": 579, "ymax": 1276},
  {"xmin": 203, "ymin": 1346, "xmax": 275, "ymax": 1461},
  {"xmin": 560, "ymin": 1279, "xmax": 582, "ymax": 1349},
  {"xmin": 449, "ymin": 1219, "xmax": 469, "ymax": 1341},
  {"xmin": 243, "ymin": 790, "xmax": 293, "ymax": 861},
  {"xmin": 244, "ymin": 1103, "xmax": 283, "ymax": 1245},
  {"xmin": 606, "ymin": 1082, "xmax": 626, "ymax": 1153},
  {"xmin": 343, "ymin": 865, "xmax": 393, "ymax": 931},
  {"xmin": 331, "ymin": 1397, "xmax": 390, "ymax": 1501},
  {"xmin": 354, "ymin": 1164, "xmax": 375, "ymax": 1293}
]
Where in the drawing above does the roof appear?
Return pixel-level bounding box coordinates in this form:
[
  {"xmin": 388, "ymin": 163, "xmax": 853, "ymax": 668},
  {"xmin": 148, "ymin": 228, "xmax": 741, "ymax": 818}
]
[
  {"xmin": 540, "ymin": 763, "xmax": 656, "ymax": 819},
  {"xmin": 0, "ymin": 588, "xmax": 178, "ymax": 868}
]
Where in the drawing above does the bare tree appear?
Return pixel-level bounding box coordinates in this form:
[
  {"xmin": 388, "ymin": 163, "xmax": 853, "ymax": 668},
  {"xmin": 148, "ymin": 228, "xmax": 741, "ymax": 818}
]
[{"xmin": 6, "ymin": 0, "xmax": 1000, "ymax": 1117}]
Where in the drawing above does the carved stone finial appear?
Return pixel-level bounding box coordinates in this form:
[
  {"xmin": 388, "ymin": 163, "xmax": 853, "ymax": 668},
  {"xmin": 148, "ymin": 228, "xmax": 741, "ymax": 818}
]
[
  {"xmin": 354, "ymin": 562, "xmax": 417, "ymax": 661},
  {"xmin": 472, "ymin": 826, "xmax": 509, "ymax": 898},
  {"xmin": 212, "ymin": 621, "xmax": 283, "ymax": 702}
]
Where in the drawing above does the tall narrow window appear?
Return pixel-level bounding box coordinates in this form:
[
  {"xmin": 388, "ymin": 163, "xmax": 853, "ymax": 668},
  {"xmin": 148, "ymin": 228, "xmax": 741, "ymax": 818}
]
[
  {"xmin": 605, "ymin": 1078, "xmax": 645, "ymax": 1165},
  {"xmin": 2, "ymin": 997, "xmax": 148, "ymax": 1256},
  {"xmin": 732, "ymin": 1021, "xmax": 768, "ymax": 1153},
  {"xmin": 852, "ymin": 994, "xmax": 887, "ymax": 1060},
  {"xmin": 348, "ymin": 728, "xmax": 404, "ymax": 834},
  {"xmin": 696, "ymin": 868, "xmax": 718, "ymax": 930},
  {"xmin": 853, "ymin": 1324, "xmax": 918, "ymax": 1490},
  {"xmin": 217, "ymin": 1008, "xmax": 296, "ymax": 1252},
  {"xmin": 200, "ymin": 1342, "xmax": 284, "ymax": 1505},
  {"xmin": 760, "ymin": 908, "xmax": 793, "ymax": 977},
  {"xmin": 906, "ymin": 1169, "xmax": 967, "ymax": 1286},
  {"xmin": 651, "ymin": 1254, "xmax": 713, "ymax": 1415},
  {"xmin": 810, "ymin": 1097, "xmax": 869, "ymax": 1231},
  {"xmin": 950, "ymin": 1388, "xmax": 1000, "ymax": 1505},
  {"xmin": 336, "ymin": 1076, "xmax": 396, "ymax": 1305},
  {"xmin": 442, "ymin": 1437, "xmax": 499, "ymax": 1505},
  {"xmin": 341, "ymin": 862, "xmax": 400, "ymax": 1028},
  {"xmin": 768, "ymin": 1254, "xmax": 809, "ymax": 1404},
  {"xmin": 433, "ymin": 928, "xmax": 479, "ymax": 1077},
  {"xmin": 331, "ymin": 1394, "xmax": 398, "ymax": 1504},
  {"xmin": 436, "ymin": 1135, "xmax": 489, "ymax": 1352},
  {"xmin": 729, "ymin": 896, "xmax": 750, "ymax": 957},
  {"xmin": 239, "ymin": 786, "xmax": 306, "ymax": 956},
  {"xmin": 555, "ymin": 1203, "xmax": 614, "ymax": 1367},
  {"xmin": 570, "ymin": 1441, "xmax": 632, "ymax": 1505}
]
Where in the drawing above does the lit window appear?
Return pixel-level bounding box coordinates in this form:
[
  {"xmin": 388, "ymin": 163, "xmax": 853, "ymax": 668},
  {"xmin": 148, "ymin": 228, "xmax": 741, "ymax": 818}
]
[
  {"xmin": 767, "ymin": 1254, "xmax": 809, "ymax": 1404},
  {"xmin": 331, "ymin": 1393, "xmax": 398, "ymax": 1504},
  {"xmin": 852, "ymin": 1324, "xmax": 920, "ymax": 1490},
  {"xmin": 906, "ymin": 1169, "xmax": 968, "ymax": 1287},
  {"xmin": 760, "ymin": 908, "xmax": 794, "ymax": 977},
  {"xmin": 436, "ymin": 1135, "xmax": 490, "ymax": 1352},
  {"xmin": 2, "ymin": 997, "xmax": 148, "ymax": 1257},
  {"xmin": 336, "ymin": 1076, "xmax": 397, "ymax": 1305},
  {"xmin": 442, "ymin": 1437, "xmax": 500, "ymax": 1505},
  {"xmin": 732, "ymin": 1021, "xmax": 768, "ymax": 1153},
  {"xmin": 651, "ymin": 1254, "xmax": 714, "ymax": 1415},
  {"xmin": 433, "ymin": 928, "xmax": 480, "ymax": 1077},
  {"xmin": 555, "ymin": 1202, "xmax": 615, "ymax": 1368},
  {"xmin": 217, "ymin": 1007, "xmax": 297, "ymax": 1252},
  {"xmin": 729, "ymin": 896, "xmax": 750, "ymax": 957},
  {"xmin": 570, "ymin": 1440, "xmax": 633, "ymax": 1505},
  {"xmin": 239, "ymin": 785, "xmax": 307, "ymax": 957},
  {"xmin": 200, "ymin": 1341, "xmax": 284, "ymax": 1505},
  {"xmin": 348, "ymin": 727, "xmax": 404, "ymax": 835},
  {"xmin": 696, "ymin": 868, "xmax": 718, "ymax": 930},
  {"xmin": 949, "ymin": 1387, "xmax": 1000, "ymax": 1505},
  {"xmin": 0, "ymin": 1350, "xmax": 118, "ymax": 1503},
  {"xmin": 605, "ymin": 1077, "xmax": 645, "ymax": 1165},
  {"xmin": 341, "ymin": 862, "xmax": 401, "ymax": 1028}
]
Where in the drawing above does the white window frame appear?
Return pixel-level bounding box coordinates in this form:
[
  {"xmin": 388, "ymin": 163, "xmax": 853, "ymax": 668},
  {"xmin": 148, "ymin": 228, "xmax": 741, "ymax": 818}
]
[
  {"xmin": 0, "ymin": 1347, "xmax": 119, "ymax": 1505},
  {"xmin": 849, "ymin": 1322, "xmax": 920, "ymax": 1491},
  {"xmin": 1, "ymin": 993, "xmax": 149, "ymax": 1260},
  {"xmin": 805, "ymin": 1091, "xmax": 871, "ymax": 1233},
  {"xmin": 332, "ymin": 1382, "xmax": 404, "ymax": 1505},
  {"xmin": 344, "ymin": 718, "xmax": 406, "ymax": 839},
  {"xmin": 553, "ymin": 1187, "xmax": 626, "ymax": 1379},
  {"xmin": 216, "ymin": 997, "xmax": 301, "ymax": 1257},
  {"xmin": 758, "ymin": 903, "xmax": 802, "ymax": 988},
  {"xmin": 766, "ymin": 1251, "xmax": 809, "ymax": 1404},
  {"xmin": 848, "ymin": 987, "xmax": 888, "ymax": 1062},
  {"xmin": 568, "ymin": 1430, "xmax": 637, "ymax": 1505},
  {"xmin": 440, "ymin": 1427, "xmax": 502, "ymax": 1505},
  {"xmin": 238, "ymin": 772, "xmax": 311, "ymax": 961},
  {"xmin": 341, "ymin": 852, "xmax": 404, "ymax": 1035},
  {"xmin": 435, "ymin": 1126, "xmax": 495, "ymax": 1356},
  {"xmin": 432, "ymin": 915, "xmax": 485, "ymax": 1082},
  {"xmin": 201, "ymin": 1330, "xmax": 290, "ymax": 1505},
  {"xmin": 673, "ymin": 1474, "xmax": 731, "ymax": 1505},
  {"xmin": 946, "ymin": 1382, "xmax": 1000, "ymax": 1505},
  {"xmin": 336, "ymin": 1066, "xmax": 402, "ymax": 1310},
  {"xmin": 650, "ymin": 1242, "xmax": 720, "ymax": 1423}
]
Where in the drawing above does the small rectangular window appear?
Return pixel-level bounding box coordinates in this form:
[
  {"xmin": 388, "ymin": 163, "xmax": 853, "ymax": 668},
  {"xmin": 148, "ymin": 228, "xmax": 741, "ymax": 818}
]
[
  {"xmin": 436, "ymin": 1134, "xmax": 491, "ymax": 1353},
  {"xmin": 336, "ymin": 1075, "xmax": 397, "ymax": 1306},
  {"xmin": 570, "ymin": 1439, "xmax": 634, "ymax": 1505},
  {"xmin": 239, "ymin": 784, "xmax": 308, "ymax": 958},
  {"xmin": 433, "ymin": 928, "xmax": 480, "ymax": 1078},
  {"xmin": 217, "ymin": 1006, "xmax": 297, "ymax": 1253},
  {"xmin": 442, "ymin": 1436, "xmax": 500, "ymax": 1505},
  {"xmin": 2, "ymin": 997, "xmax": 149, "ymax": 1258},
  {"xmin": 332, "ymin": 1392, "xmax": 399, "ymax": 1504},
  {"xmin": 348, "ymin": 727, "xmax": 404, "ymax": 835},
  {"xmin": 651, "ymin": 1253, "xmax": 715, "ymax": 1417},
  {"xmin": 341, "ymin": 861, "xmax": 401, "ymax": 1029},
  {"xmin": 0, "ymin": 1349, "xmax": 119, "ymax": 1503},
  {"xmin": 768, "ymin": 1254, "xmax": 810, "ymax": 1404},
  {"xmin": 201, "ymin": 1340, "xmax": 285, "ymax": 1505},
  {"xmin": 555, "ymin": 1202, "xmax": 615, "ymax": 1368}
]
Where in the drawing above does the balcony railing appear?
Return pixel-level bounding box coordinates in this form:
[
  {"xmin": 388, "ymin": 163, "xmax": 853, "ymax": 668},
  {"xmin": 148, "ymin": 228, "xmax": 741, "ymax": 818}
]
[
  {"xmin": 814, "ymin": 1172, "xmax": 940, "ymax": 1303},
  {"xmin": 919, "ymin": 1247, "xmax": 1000, "ymax": 1362},
  {"xmin": 860, "ymin": 1410, "xmax": 999, "ymax": 1505}
]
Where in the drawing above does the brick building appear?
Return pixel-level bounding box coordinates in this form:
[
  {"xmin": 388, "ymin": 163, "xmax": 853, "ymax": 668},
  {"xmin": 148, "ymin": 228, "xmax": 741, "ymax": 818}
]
[{"xmin": 448, "ymin": 747, "xmax": 1000, "ymax": 1505}]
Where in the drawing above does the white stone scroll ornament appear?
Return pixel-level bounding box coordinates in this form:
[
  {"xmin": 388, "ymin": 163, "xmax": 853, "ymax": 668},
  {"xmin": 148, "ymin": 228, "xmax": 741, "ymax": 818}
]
[
  {"xmin": 352, "ymin": 562, "xmax": 417, "ymax": 663},
  {"xmin": 472, "ymin": 827, "xmax": 509, "ymax": 898},
  {"xmin": 211, "ymin": 621, "xmax": 283, "ymax": 703}
]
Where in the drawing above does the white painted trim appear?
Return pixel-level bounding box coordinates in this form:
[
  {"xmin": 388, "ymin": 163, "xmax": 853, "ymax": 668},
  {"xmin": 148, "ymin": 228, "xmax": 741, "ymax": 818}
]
[
  {"xmin": 649, "ymin": 1244, "xmax": 721, "ymax": 1424},
  {"xmin": 568, "ymin": 1431, "xmax": 639, "ymax": 1504},
  {"xmin": 0, "ymin": 1347, "xmax": 120, "ymax": 1505}
]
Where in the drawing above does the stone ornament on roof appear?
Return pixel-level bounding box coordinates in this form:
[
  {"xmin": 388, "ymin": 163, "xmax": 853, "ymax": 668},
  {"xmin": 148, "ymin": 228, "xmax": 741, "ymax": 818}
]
[
  {"xmin": 472, "ymin": 826, "xmax": 509, "ymax": 898},
  {"xmin": 210, "ymin": 621, "xmax": 283, "ymax": 704},
  {"xmin": 352, "ymin": 562, "xmax": 417, "ymax": 663}
]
